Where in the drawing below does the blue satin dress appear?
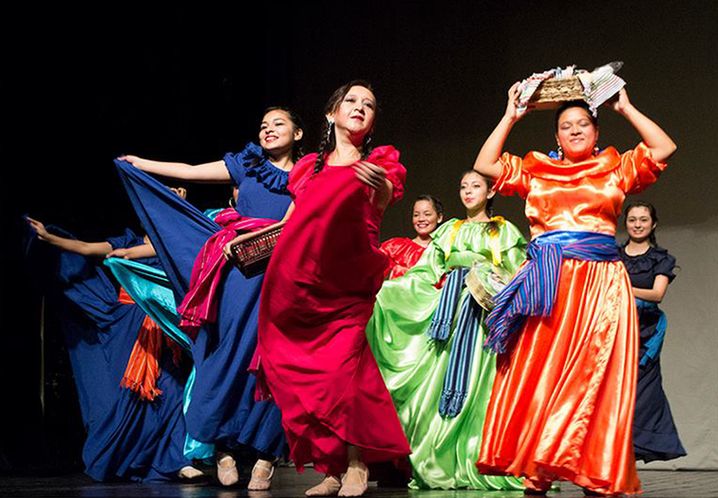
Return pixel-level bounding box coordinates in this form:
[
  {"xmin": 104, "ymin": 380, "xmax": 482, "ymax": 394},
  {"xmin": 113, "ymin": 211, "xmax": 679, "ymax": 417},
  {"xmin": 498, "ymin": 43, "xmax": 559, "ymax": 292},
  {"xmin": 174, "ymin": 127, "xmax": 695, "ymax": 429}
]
[
  {"xmin": 24, "ymin": 226, "xmax": 191, "ymax": 482},
  {"xmin": 114, "ymin": 143, "xmax": 289, "ymax": 457}
]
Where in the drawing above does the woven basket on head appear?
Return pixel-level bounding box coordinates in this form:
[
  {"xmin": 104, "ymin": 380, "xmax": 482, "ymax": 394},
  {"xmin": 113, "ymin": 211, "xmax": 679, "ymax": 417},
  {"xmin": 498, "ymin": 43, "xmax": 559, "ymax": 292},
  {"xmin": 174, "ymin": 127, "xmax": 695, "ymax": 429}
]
[
  {"xmin": 529, "ymin": 76, "xmax": 586, "ymax": 109},
  {"xmin": 230, "ymin": 226, "xmax": 282, "ymax": 278}
]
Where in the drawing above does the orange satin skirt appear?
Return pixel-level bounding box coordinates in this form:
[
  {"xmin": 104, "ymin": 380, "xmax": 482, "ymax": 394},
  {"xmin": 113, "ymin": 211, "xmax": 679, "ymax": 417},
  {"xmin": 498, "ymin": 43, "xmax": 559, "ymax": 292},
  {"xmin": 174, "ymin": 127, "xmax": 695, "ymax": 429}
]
[{"xmin": 477, "ymin": 259, "xmax": 641, "ymax": 495}]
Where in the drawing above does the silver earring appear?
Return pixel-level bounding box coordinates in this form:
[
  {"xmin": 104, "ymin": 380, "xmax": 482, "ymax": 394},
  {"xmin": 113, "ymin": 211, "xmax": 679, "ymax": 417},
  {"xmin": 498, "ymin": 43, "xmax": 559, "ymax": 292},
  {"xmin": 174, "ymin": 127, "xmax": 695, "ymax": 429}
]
[
  {"xmin": 326, "ymin": 120, "xmax": 334, "ymax": 140},
  {"xmin": 593, "ymin": 145, "xmax": 600, "ymax": 156},
  {"xmin": 557, "ymin": 145, "xmax": 563, "ymax": 160}
]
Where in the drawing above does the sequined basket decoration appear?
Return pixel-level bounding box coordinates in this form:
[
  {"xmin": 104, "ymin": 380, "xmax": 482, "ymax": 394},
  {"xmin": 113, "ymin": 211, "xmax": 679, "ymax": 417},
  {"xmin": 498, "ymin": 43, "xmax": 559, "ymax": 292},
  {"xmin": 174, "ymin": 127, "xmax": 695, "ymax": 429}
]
[{"xmin": 230, "ymin": 226, "xmax": 282, "ymax": 278}]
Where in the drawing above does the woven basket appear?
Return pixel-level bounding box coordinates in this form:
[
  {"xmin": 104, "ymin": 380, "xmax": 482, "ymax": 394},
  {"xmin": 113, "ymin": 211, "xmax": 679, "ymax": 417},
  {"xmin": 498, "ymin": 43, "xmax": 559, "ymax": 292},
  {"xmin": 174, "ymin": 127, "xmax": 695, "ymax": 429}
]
[
  {"xmin": 530, "ymin": 75, "xmax": 586, "ymax": 109},
  {"xmin": 465, "ymin": 264, "xmax": 512, "ymax": 311},
  {"xmin": 230, "ymin": 226, "xmax": 282, "ymax": 278}
]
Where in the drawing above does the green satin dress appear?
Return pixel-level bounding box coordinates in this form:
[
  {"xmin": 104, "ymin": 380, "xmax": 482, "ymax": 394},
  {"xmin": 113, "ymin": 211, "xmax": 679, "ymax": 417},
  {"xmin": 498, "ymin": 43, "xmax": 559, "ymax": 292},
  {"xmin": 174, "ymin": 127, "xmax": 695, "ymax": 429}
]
[{"xmin": 367, "ymin": 218, "xmax": 527, "ymax": 490}]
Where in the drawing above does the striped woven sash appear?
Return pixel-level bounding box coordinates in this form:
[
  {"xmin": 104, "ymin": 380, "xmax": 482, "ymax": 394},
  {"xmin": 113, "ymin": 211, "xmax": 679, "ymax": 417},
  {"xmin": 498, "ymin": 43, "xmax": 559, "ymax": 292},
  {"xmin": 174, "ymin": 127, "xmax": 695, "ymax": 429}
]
[{"xmin": 484, "ymin": 230, "xmax": 620, "ymax": 354}]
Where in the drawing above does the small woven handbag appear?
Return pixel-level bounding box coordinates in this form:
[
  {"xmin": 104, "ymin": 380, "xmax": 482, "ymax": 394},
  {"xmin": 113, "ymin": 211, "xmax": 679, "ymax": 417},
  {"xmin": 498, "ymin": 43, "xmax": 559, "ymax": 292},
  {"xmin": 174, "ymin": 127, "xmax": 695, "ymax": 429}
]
[{"xmin": 230, "ymin": 226, "xmax": 283, "ymax": 278}]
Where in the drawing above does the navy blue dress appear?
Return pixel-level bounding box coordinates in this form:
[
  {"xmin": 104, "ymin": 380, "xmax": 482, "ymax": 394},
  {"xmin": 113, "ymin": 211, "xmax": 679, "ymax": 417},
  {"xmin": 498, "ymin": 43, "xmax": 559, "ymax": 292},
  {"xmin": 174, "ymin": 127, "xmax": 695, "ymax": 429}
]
[
  {"xmin": 620, "ymin": 245, "xmax": 686, "ymax": 462},
  {"xmin": 114, "ymin": 143, "xmax": 289, "ymax": 457},
  {"xmin": 25, "ymin": 226, "xmax": 190, "ymax": 481}
]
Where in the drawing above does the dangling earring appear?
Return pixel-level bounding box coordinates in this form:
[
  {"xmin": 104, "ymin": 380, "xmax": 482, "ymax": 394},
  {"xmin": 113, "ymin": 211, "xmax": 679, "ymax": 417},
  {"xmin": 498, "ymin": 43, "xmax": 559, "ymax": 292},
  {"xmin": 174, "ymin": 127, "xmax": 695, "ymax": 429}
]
[
  {"xmin": 557, "ymin": 145, "xmax": 563, "ymax": 160},
  {"xmin": 326, "ymin": 120, "xmax": 334, "ymax": 141},
  {"xmin": 228, "ymin": 197, "xmax": 235, "ymax": 208},
  {"xmin": 593, "ymin": 145, "xmax": 600, "ymax": 156}
]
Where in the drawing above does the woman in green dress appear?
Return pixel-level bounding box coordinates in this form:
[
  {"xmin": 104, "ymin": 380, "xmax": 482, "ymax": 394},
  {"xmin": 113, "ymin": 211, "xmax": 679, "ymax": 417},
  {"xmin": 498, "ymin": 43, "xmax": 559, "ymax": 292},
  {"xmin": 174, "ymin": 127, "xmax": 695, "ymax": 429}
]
[{"xmin": 366, "ymin": 170, "xmax": 526, "ymax": 490}]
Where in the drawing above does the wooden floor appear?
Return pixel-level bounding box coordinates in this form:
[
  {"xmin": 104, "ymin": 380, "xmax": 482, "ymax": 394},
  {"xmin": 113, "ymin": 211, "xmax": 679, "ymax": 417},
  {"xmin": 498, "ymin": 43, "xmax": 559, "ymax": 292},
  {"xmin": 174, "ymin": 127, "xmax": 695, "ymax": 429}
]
[{"xmin": 1, "ymin": 468, "xmax": 716, "ymax": 497}]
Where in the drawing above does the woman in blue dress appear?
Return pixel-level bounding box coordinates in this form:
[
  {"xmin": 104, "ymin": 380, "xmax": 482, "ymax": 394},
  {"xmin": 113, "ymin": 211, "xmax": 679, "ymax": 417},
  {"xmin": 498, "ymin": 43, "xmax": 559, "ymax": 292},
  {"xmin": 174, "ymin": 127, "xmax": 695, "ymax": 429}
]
[
  {"xmin": 115, "ymin": 107, "xmax": 303, "ymax": 489},
  {"xmin": 24, "ymin": 214, "xmax": 197, "ymax": 482},
  {"xmin": 619, "ymin": 201, "xmax": 686, "ymax": 462}
]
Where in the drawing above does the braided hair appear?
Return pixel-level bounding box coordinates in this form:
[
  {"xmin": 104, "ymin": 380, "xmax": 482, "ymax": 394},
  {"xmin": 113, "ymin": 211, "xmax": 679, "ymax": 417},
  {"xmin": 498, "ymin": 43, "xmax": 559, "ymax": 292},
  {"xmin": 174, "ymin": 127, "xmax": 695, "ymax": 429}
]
[
  {"xmin": 262, "ymin": 106, "xmax": 306, "ymax": 162},
  {"xmin": 314, "ymin": 80, "xmax": 377, "ymax": 174}
]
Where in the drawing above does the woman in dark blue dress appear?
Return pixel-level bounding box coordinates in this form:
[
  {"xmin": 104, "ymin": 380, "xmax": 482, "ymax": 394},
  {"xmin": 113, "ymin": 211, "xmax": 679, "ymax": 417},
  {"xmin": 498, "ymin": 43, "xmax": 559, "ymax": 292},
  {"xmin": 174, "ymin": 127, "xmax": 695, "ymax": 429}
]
[
  {"xmin": 24, "ymin": 217, "xmax": 195, "ymax": 482},
  {"xmin": 620, "ymin": 201, "xmax": 686, "ymax": 462},
  {"xmin": 115, "ymin": 107, "xmax": 303, "ymax": 489}
]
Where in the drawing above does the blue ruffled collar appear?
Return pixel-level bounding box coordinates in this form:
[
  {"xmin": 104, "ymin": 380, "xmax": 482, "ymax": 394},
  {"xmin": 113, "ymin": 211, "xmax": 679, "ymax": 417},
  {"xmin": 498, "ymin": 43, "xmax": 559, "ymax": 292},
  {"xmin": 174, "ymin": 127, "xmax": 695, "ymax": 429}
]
[{"xmin": 239, "ymin": 142, "xmax": 290, "ymax": 194}]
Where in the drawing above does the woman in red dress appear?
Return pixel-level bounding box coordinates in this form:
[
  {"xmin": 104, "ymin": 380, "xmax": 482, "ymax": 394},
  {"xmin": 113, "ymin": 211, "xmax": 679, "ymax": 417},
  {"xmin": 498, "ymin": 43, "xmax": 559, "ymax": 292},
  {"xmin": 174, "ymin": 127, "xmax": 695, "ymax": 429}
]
[
  {"xmin": 473, "ymin": 86, "xmax": 677, "ymax": 496},
  {"xmin": 380, "ymin": 194, "xmax": 444, "ymax": 279},
  {"xmin": 253, "ymin": 81, "xmax": 411, "ymax": 497}
]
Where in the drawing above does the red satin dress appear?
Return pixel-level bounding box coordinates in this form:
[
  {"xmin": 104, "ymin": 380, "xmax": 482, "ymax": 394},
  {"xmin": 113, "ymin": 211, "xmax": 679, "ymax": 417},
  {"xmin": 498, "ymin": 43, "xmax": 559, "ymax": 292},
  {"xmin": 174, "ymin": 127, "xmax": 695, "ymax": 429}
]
[
  {"xmin": 257, "ymin": 146, "xmax": 412, "ymax": 476},
  {"xmin": 380, "ymin": 237, "xmax": 427, "ymax": 279},
  {"xmin": 476, "ymin": 143, "xmax": 667, "ymax": 495}
]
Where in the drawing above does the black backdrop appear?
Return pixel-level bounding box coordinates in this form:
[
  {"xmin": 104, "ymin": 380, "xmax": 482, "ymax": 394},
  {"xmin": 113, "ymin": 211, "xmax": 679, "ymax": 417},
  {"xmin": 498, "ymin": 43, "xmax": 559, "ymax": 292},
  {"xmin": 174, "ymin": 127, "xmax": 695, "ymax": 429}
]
[{"xmin": 3, "ymin": 1, "xmax": 717, "ymax": 472}]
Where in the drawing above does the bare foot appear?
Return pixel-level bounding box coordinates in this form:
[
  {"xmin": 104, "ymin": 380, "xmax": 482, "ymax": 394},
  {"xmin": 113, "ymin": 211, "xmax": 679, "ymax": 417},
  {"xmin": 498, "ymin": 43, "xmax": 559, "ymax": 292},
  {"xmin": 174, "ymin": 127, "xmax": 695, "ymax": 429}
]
[{"xmin": 305, "ymin": 475, "xmax": 342, "ymax": 496}]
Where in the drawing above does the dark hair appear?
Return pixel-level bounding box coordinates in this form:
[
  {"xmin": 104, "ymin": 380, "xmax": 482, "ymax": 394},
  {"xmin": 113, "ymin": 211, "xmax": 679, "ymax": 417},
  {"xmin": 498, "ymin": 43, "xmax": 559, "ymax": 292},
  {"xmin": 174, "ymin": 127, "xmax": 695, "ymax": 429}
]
[
  {"xmin": 413, "ymin": 194, "xmax": 444, "ymax": 219},
  {"xmin": 262, "ymin": 106, "xmax": 305, "ymax": 161},
  {"xmin": 554, "ymin": 100, "xmax": 598, "ymax": 132},
  {"xmin": 623, "ymin": 200, "xmax": 658, "ymax": 246},
  {"xmin": 314, "ymin": 80, "xmax": 377, "ymax": 173},
  {"xmin": 461, "ymin": 170, "xmax": 499, "ymax": 234}
]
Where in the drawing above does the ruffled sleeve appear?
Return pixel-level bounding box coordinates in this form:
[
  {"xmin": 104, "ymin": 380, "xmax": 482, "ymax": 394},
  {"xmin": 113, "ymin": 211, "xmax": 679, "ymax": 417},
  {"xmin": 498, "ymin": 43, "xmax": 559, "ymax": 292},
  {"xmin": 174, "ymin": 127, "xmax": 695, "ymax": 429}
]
[
  {"xmin": 495, "ymin": 152, "xmax": 531, "ymax": 199},
  {"xmin": 367, "ymin": 145, "xmax": 406, "ymax": 205},
  {"xmin": 223, "ymin": 142, "xmax": 289, "ymax": 193},
  {"xmin": 618, "ymin": 142, "xmax": 668, "ymax": 194},
  {"xmin": 652, "ymin": 247, "xmax": 677, "ymax": 283},
  {"xmin": 106, "ymin": 228, "xmax": 144, "ymax": 250},
  {"xmin": 287, "ymin": 153, "xmax": 318, "ymax": 199}
]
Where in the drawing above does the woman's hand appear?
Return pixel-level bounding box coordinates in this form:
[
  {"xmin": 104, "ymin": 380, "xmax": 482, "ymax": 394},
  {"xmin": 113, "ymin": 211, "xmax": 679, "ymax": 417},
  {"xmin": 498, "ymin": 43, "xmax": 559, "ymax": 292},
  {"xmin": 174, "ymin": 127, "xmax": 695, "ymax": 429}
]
[
  {"xmin": 106, "ymin": 248, "xmax": 131, "ymax": 259},
  {"xmin": 25, "ymin": 216, "xmax": 50, "ymax": 241},
  {"xmin": 608, "ymin": 88, "xmax": 633, "ymax": 115},
  {"xmin": 353, "ymin": 161, "xmax": 386, "ymax": 190},
  {"xmin": 118, "ymin": 154, "xmax": 142, "ymax": 166},
  {"xmin": 504, "ymin": 81, "xmax": 525, "ymax": 122},
  {"xmin": 223, "ymin": 233, "xmax": 253, "ymax": 261}
]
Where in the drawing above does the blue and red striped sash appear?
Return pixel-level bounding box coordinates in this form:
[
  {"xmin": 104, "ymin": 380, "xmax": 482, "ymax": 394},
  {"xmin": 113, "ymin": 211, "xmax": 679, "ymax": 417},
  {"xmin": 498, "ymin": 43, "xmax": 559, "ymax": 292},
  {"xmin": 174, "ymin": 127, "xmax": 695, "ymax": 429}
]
[{"xmin": 484, "ymin": 230, "xmax": 619, "ymax": 354}]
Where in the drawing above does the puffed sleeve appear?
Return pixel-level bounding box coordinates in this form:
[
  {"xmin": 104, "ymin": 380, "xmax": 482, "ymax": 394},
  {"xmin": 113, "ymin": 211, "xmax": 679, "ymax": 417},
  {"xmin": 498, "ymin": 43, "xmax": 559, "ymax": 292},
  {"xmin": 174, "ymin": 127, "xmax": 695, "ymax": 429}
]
[
  {"xmin": 653, "ymin": 248, "xmax": 677, "ymax": 283},
  {"xmin": 367, "ymin": 145, "xmax": 406, "ymax": 205},
  {"xmin": 287, "ymin": 153, "xmax": 318, "ymax": 199},
  {"xmin": 618, "ymin": 142, "xmax": 668, "ymax": 194},
  {"xmin": 494, "ymin": 152, "xmax": 531, "ymax": 199},
  {"xmin": 380, "ymin": 238, "xmax": 402, "ymax": 279},
  {"xmin": 223, "ymin": 142, "xmax": 265, "ymax": 188},
  {"xmin": 106, "ymin": 228, "xmax": 144, "ymax": 250}
]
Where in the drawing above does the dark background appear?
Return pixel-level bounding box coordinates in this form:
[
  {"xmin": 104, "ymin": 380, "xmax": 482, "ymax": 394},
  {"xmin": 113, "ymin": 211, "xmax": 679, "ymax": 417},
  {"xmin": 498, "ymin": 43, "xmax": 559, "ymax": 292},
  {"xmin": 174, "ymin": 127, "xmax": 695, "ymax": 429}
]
[{"xmin": 3, "ymin": 1, "xmax": 716, "ymax": 473}]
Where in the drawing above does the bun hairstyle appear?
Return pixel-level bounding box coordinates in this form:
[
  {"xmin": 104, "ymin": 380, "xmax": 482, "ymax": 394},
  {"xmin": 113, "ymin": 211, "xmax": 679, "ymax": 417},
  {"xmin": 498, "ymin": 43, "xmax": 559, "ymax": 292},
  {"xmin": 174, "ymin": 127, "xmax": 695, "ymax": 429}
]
[{"xmin": 314, "ymin": 80, "xmax": 377, "ymax": 174}]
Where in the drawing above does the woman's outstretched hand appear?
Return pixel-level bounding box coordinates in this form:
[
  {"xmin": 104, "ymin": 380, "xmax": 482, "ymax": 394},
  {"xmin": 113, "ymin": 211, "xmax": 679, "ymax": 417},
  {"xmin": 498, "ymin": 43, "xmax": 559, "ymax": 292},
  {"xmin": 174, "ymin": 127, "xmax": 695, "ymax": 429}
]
[{"xmin": 25, "ymin": 216, "xmax": 50, "ymax": 241}]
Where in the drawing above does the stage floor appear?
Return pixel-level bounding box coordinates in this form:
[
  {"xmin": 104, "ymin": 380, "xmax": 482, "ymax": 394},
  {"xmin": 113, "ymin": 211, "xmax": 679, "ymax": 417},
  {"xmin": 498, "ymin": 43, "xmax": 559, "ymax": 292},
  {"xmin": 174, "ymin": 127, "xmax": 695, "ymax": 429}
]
[{"xmin": 1, "ymin": 468, "xmax": 715, "ymax": 497}]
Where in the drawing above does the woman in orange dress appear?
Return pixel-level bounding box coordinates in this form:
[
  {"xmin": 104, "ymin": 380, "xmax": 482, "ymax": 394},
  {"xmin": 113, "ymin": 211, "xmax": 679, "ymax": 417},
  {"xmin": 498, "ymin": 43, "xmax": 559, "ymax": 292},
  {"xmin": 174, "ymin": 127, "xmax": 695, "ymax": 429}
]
[{"xmin": 473, "ymin": 85, "xmax": 677, "ymax": 496}]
